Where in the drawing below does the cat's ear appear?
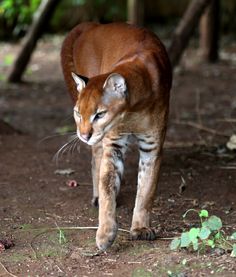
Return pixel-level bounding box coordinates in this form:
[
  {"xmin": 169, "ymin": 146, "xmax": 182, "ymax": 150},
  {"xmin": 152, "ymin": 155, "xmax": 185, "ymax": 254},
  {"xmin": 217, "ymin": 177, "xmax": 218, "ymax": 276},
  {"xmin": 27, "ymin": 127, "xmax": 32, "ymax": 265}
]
[
  {"xmin": 103, "ymin": 73, "xmax": 127, "ymax": 98},
  {"xmin": 71, "ymin": 72, "xmax": 89, "ymax": 93}
]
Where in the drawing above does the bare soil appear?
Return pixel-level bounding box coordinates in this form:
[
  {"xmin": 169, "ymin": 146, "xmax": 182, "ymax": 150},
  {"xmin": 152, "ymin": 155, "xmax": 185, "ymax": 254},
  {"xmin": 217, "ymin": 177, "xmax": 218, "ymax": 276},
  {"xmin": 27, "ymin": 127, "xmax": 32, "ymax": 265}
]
[{"xmin": 0, "ymin": 36, "xmax": 236, "ymax": 277}]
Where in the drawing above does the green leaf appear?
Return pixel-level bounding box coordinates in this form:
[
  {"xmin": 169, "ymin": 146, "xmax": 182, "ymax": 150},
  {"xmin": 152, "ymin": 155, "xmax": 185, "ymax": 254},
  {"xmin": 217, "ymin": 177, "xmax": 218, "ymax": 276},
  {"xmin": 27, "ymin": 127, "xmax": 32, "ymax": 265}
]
[
  {"xmin": 206, "ymin": 216, "xmax": 222, "ymax": 231},
  {"xmin": 214, "ymin": 232, "xmax": 221, "ymax": 240},
  {"xmin": 199, "ymin": 226, "xmax": 211, "ymax": 240},
  {"xmin": 170, "ymin": 238, "xmax": 180, "ymax": 250},
  {"xmin": 207, "ymin": 239, "xmax": 215, "ymax": 248},
  {"xmin": 189, "ymin": 228, "xmax": 200, "ymax": 241},
  {"xmin": 231, "ymin": 232, "xmax": 236, "ymax": 240},
  {"xmin": 199, "ymin": 209, "xmax": 209, "ymax": 218},
  {"xmin": 231, "ymin": 244, "xmax": 236, "ymax": 257},
  {"xmin": 192, "ymin": 237, "xmax": 199, "ymax": 251},
  {"xmin": 202, "ymin": 221, "xmax": 209, "ymax": 228},
  {"xmin": 180, "ymin": 232, "xmax": 191, "ymax": 248}
]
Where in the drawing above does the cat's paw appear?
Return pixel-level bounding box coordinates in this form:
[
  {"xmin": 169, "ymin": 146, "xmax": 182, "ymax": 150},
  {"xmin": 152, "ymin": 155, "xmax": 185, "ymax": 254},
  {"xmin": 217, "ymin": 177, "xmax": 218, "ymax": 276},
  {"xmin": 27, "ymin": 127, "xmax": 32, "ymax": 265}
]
[
  {"xmin": 130, "ymin": 227, "xmax": 159, "ymax": 240},
  {"xmin": 96, "ymin": 221, "xmax": 118, "ymax": 251},
  {"xmin": 91, "ymin": 197, "xmax": 99, "ymax": 208}
]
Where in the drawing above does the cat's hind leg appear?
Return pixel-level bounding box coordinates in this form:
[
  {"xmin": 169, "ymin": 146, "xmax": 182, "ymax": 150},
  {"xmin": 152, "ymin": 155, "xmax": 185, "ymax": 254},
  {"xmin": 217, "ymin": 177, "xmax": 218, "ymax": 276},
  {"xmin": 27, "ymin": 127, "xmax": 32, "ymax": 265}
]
[{"xmin": 130, "ymin": 134, "xmax": 163, "ymax": 240}]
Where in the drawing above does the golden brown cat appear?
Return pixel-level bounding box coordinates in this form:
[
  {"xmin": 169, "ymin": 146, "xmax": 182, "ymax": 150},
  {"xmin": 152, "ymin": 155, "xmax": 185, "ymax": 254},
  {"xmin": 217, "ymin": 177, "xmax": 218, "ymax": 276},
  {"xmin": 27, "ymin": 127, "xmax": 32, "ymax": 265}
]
[{"xmin": 61, "ymin": 22, "xmax": 172, "ymax": 250}]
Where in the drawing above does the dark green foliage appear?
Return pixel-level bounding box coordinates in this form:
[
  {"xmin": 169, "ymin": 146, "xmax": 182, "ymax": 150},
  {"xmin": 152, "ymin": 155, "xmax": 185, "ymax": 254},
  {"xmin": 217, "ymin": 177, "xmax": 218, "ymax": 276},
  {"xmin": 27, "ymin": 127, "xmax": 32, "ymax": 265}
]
[
  {"xmin": 0, "ymin": 0, "xmax": 126, "ymax": 39},
  {"xmin": 0, "ymin": 0, "xmax": 41, "ymax": 38}
]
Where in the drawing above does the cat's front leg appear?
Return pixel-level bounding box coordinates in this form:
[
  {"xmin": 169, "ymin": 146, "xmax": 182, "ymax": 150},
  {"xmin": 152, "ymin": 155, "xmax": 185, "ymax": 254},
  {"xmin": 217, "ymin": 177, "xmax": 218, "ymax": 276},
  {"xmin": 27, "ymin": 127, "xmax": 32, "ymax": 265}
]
[
  {"xmin": 91, "ymin": 141, "xmax": 103, "ymax": 207},
  {"xmin": 96, "ymin": 136, "xmax": 127, "ymax": 250},
  {"xmin": 130, "ymin": 135, "xmax": 162, "ymax": 240}
]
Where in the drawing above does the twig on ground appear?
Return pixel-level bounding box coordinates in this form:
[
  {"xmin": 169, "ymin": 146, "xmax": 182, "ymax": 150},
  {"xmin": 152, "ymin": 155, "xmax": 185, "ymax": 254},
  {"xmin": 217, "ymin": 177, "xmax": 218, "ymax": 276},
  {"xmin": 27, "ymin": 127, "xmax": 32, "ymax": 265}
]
[
  {"xmin": 179, "ymin": 175, "xmax": 187, "ymax": 194},
  {"xmin": 80, "ymin": 250, "xmax": 104, "ymax": 257},
  {"xmin": 19, "ymin": 226, "xmax": 130, "ymax": 233},
  {"xmin": 158, "ymin": 237, "xmax": 176, "ymax": 240},
  {"xmin": 0, "ymin": 262, "xmax": 18, "ymax": 277},
  {"xmin": 29, "ymin": 240, "xmax": 38, "ymax": 260},
  {"xmin": 127, "ymin": 261, "xmax": 142, "ymax": 264},
  {"xmin": 164, "ymin": 141, "xmax": 206, "ymax": 148},
  {"xmin": 219, "ymin": 166, "xmax": 236, "ymax": 170},
  {"xmin": 173, "ymin": 120, "xmax": 230, "ymax": 137},
  {"xmin": 216, "ymin": 118, "xmax": 236, "ymax": 123},
  {"xmin": 54, "ymin": 264, "xmax": 64, "ymax": 273}
]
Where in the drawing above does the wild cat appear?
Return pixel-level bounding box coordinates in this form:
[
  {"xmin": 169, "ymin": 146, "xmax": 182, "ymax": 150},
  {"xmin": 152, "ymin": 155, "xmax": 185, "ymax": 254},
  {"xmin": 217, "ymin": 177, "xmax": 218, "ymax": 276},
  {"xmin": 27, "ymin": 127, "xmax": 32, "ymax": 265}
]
[{"xmin": 61, "ymin": 22, "xmax": 172, "ymax": 250}]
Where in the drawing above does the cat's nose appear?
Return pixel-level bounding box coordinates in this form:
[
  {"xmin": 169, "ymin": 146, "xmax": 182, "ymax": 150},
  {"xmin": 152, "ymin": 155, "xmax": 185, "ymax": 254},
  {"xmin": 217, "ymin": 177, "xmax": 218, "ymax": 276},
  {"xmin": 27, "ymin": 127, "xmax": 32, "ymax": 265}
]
[{"xmin": 81, "ymin": 132, "xmax": 92, "ymax": 141}]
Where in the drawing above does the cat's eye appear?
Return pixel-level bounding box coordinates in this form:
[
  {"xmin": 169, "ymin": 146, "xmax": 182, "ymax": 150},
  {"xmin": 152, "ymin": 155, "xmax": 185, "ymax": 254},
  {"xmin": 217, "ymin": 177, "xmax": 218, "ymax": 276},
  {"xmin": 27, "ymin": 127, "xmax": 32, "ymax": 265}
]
[{"xmin": 94, "ymin": 110, "xmax": 107, "ymax": 121}]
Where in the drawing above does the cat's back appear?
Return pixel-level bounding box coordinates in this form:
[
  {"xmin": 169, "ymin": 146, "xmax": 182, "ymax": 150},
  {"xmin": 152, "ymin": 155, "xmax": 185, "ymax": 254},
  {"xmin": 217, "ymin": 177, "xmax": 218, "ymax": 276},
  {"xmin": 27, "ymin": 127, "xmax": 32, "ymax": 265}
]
[
  {"xmin": 72, "ymin": 22, "xmax": 167, "ymax": 77},
  {"xmin": 61, "ymin": 22, "xmax": 171, "ymax": 102}
]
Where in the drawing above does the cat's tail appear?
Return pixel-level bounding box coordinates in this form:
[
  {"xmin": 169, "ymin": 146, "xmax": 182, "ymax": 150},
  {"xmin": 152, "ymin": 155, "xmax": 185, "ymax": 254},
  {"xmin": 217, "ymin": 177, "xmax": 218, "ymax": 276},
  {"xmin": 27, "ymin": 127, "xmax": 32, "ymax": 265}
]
[{"xmin": 61, "ymin": 22, "xmax": 96, "ymax": 103}]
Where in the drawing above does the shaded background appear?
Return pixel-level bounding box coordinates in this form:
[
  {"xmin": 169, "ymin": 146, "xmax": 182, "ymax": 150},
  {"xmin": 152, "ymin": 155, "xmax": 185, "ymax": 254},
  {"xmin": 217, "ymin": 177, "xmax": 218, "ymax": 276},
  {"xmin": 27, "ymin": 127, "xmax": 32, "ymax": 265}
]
[{"xmin": 0, "ymin": 1, "xmax": 236, "ymax": 276}]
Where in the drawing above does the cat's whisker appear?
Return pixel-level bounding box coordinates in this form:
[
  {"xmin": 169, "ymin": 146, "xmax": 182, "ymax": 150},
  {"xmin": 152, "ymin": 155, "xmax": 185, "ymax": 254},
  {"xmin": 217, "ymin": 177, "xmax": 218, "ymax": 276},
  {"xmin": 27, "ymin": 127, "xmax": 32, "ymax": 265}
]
[
  {"xmin": 72, "ymin": 137, "xmax": 80, "ymax": 154},
  {"xmin": 61, "ymin": 115, "xmax": 74, "ymax": 123},
  {"xmin": 39, "ymin": 132, "xmax": 76, "ymax": 145},
  {"xmin": 61, "ymin": 136, "xmax": 78, "ymax": 157},
  {"xmin": 53, "ymin": 135, "xmax": 78, "ymax": 165},
  {"xmin": 68, "ymin": 140, "xmax": 74, "ymax": 156},
  {"xmin": 67, "ymin": 136, "xmax": 78, "ymax": 156},
  {"xmin": 76, "ymin": 142, "xmax": 81, "ymax": 153}
]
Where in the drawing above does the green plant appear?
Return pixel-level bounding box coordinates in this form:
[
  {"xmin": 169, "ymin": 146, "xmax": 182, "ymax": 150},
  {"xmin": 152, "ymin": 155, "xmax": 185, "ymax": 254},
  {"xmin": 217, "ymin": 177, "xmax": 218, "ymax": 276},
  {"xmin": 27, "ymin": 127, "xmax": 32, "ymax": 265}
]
[
  {"xmin": 58, "ymin": 228, "xmax": 67, "ymax": 245},
  {"xmin": 170, "ymin": 209, "xmax": 236, "ymax": 257},
  {"xmin": 132, "ymin": 268, "xmax": 152, "ymax": 277},
  {"xmin": 0, "ymin": 0, "xmax": 41, "ymax": 37}
]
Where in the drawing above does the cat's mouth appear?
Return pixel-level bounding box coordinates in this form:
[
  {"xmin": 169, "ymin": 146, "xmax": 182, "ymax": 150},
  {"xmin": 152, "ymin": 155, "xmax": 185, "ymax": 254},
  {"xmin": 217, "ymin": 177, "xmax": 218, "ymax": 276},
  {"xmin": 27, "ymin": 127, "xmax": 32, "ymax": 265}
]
[{"xmin": 77, "ymin": 131, "xmax": 104, "ymax": 145}]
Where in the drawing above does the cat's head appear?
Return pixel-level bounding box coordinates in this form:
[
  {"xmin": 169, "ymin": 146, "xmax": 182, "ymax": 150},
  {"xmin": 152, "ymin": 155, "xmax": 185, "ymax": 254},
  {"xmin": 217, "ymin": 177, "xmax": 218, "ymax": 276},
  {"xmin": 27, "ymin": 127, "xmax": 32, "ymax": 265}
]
[{"xmin": 71, "ymin": 72, "xmax": 127, "ymax": 145}]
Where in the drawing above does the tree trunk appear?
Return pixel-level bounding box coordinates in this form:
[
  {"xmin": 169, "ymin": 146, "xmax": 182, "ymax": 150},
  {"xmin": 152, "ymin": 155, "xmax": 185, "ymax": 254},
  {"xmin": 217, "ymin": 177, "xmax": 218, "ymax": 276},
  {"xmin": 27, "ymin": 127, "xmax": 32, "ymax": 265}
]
[
  {"xmin": 168, "ymin": 0, "xmax": 212, "ymax": 68},
  {"xmin": 199, "ymin": 0, "xmax": 220, "ymax": 62},
  {"xmin": 7, "ymin": 0, "xmax": 59, "ymax": 83},
  {"xmin": 127, "ymin": 0, "xmax": 144, "ymax": 26}
]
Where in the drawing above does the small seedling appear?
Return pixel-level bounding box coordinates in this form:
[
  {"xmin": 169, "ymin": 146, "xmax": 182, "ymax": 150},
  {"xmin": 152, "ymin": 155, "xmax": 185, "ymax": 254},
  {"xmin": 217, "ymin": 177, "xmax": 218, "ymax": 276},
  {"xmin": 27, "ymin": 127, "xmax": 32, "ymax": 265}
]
[
  {"xmin": 58, "ymin": 229, "xmax": 67, "ymax": 245},
  {"xmin": 170, "ymin": 209, "xmax": 236, "ymax": 257},
  {"xmin": 132, "ymin": 268, "xmax": 152, "ymax": 277}
]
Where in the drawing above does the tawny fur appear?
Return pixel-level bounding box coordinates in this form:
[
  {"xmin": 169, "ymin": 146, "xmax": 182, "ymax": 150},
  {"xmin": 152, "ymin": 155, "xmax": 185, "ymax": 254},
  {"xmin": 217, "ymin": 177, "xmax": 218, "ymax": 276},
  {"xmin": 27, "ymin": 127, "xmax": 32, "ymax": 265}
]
[{"xmin": 61, "ymin": 22, "xmax": 172, "ymax": 250}]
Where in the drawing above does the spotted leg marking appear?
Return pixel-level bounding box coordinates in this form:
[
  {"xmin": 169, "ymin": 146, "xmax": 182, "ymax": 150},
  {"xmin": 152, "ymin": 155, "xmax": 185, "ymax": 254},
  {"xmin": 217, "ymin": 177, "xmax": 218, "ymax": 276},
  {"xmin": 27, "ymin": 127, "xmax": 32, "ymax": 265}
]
[
  {"xmin": 130, "ymin": 134, "xmax": 162, "ymax": 240},
  {"xmin": 96, "ymin": 135, "xmax": 128, "ymax": 250},
  {"xmin": 91, "ymin": 141, "xmax": 103, "ymax": 207}
]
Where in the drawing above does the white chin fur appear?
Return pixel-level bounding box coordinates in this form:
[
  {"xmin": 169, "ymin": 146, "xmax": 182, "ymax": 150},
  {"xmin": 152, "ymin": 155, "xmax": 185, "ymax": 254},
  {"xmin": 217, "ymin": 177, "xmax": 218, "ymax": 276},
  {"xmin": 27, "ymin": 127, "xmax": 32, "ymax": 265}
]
[
  {"xmin": 78, "ymin": 136, "xmax": 89, "ymax": 144},
  {"xmin": 88, "ymin": 135, "xmax": 104, "ymax": 145},
  {"xmin": 77, "ymin": 132, "xmax": 89, "ymax": 144},
  {"xmin": 77, "ymin": 133, "xmax": 104, "ymax": 146}
]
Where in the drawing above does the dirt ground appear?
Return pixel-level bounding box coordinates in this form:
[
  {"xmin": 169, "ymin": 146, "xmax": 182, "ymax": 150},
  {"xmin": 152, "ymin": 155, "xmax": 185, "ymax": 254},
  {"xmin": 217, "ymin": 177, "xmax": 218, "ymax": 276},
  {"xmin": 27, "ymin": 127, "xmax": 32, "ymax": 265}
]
[{"xmin": 0, "ymin": 36, "xmax": 236, "ymax": 277}]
